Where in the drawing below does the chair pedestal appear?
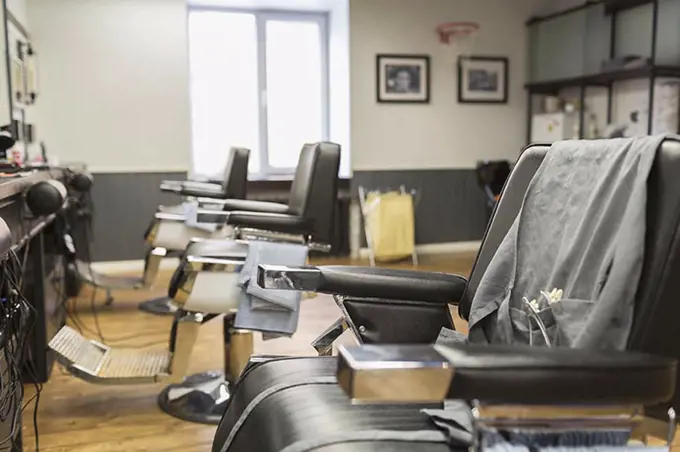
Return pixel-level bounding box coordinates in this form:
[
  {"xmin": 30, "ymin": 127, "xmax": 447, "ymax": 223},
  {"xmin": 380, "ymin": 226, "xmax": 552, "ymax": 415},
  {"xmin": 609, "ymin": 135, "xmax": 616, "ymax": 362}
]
[
  {"xmin": 157, "ymin": 313, "xmax": 253, "ymax": 424},
  {"xmin": 138, "ymin": 296, "xmax": 178, "ymax": 316}
]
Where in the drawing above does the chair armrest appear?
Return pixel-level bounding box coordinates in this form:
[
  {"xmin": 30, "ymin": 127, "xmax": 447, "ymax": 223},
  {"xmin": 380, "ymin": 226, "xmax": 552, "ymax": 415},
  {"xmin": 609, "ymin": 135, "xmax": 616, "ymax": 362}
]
[
  {"xmin": 160, "ymin": 181, "xmax": 225, "ymax": 198},
  {"xmin": 160, "ymin": 181, "xmax": 183, "ymax": 193},
  {"xmin": 337, "ymin": 344, "xmax": 677, "ymax": 406},
  {"xmin": 258, "ymin": 265, "xmax": 466, "ymax": 304},
  {"xmin": 226, "ymin": 211, "xmax": 314, "ymax": 235},
  {"xmin": 258, "ymin": 265, "xmax": 322, "ymax": 291},
  {"xmin": 259, "ymin": 265, "xmax": 458, "ymax": 345},
  {"xmin": 196, "ymin": 198, "xmax": 289, "ymax": 214}
]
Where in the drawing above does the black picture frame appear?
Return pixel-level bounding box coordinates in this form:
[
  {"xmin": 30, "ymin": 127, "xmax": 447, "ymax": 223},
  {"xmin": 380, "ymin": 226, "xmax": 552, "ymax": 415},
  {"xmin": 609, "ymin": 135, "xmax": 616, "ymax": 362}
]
[
  {"xmin": 457, "ymin": 56, "xmax": 509, "ymax": 104},
  {"xmin": 376, "ymin": 54, "xmax": 431, "ymax": 104}
]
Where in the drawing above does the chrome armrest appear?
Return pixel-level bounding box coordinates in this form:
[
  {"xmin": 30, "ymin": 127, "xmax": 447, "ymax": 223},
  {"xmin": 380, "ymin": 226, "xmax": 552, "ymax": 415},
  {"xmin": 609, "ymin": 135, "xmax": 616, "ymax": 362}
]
[
  {"xmin": 257, "ymin": 265, "xmax": 321, "ymax": 291},
  {"xmin": 337, "ymin": 344, "xmax": 453, "ymax": 404}
]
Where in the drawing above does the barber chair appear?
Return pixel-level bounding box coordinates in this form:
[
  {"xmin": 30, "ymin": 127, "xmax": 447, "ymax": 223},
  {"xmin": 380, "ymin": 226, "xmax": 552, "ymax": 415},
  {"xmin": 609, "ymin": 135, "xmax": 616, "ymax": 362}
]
[
  {"xmin": 48, "ymin": 142, "xmax": 342, "ymax": 424},
  {"xmin": 74, "ymin": 147, "xmax": 250, "ymax": 314},
  {"xmin": 209, "ymin": 137, "xmax": 680, "ymax": 451},
  {"xmin": 157, "ymin": 148, "xmax": 252, "ymax": 214}
]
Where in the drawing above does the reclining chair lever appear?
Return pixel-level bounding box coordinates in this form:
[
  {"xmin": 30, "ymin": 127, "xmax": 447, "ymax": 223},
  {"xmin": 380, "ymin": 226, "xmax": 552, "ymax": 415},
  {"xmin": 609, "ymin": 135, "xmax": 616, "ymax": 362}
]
[
  {"xmin": 257, "ymin": 264, "xmax": 321, "ymax": 291},
  {"xmin": 311, "ymin": 317, "xmax": 349, "ymax": 356},
  {"xmin": 337, "ymin": 344, "xmax": 453, "ymax": 404}
]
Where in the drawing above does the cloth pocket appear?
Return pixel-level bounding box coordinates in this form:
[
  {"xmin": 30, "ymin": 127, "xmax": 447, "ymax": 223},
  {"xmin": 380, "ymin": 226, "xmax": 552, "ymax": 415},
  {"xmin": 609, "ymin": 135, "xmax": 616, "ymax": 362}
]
[
  {"xmin": 510, "ymin": 306, "xmax": 557, "ymax": 346},
  {"xmin": 549, "ymin": 298, "xmax": 596, "ymax": 347}
]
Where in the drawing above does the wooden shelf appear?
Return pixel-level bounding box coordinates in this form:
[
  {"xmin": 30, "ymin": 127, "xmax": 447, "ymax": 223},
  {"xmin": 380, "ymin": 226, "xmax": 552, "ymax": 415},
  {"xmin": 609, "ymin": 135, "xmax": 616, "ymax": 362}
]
[{"xmin": 525, "ymin": 65, "xmax": 680, "ymax": 94}]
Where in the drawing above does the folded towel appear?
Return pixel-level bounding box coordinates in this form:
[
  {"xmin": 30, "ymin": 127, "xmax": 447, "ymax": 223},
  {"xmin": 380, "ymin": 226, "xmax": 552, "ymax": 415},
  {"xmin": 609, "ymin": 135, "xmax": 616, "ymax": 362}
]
[
  {"xmin": 234, "ymin": 241, "xmax": 308, "ymax": 337},
  {"xmin": 183, "ymin": 201, "xmax": 222, "ymax": 233}
]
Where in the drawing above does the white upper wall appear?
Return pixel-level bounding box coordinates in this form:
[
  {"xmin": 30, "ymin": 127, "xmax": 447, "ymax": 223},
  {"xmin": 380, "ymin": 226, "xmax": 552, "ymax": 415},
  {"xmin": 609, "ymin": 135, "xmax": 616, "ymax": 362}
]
[
  {"xmin": 350, "ymin": 0, "xmax": 543, "ymax": 170},
  {"xmin": 27, "ymin": 0, "xmax": 192, "ymax": 172},
  {"xmin": 6, "ymin": 0, "xmax": 28, "ymax": 28}
]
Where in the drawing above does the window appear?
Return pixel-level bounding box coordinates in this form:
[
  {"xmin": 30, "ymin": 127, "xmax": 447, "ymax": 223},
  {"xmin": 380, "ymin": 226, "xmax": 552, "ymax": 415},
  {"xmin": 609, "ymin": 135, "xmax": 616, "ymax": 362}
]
[{"xmin": 188, "ymin": 9, "xmax": 328, "ymax": 177}]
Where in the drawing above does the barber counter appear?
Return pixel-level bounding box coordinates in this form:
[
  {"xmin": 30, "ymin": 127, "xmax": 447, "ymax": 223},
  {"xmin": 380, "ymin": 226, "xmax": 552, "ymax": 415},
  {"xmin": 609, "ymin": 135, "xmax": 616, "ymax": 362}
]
[{"xmin": 0, "ymin": 169, "xmax": 71, "ymax": 383}]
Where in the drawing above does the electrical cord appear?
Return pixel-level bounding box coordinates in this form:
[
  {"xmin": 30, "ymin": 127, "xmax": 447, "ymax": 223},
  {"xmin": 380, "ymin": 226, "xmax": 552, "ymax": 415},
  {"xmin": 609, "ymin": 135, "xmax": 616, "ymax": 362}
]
[
  {"xmin": 0, "ymin": 248, "xmax": 42, "ymax": 451},
  {"xmin": 55, "ymin": 211, "xmax": 165, "ymax": 349}
]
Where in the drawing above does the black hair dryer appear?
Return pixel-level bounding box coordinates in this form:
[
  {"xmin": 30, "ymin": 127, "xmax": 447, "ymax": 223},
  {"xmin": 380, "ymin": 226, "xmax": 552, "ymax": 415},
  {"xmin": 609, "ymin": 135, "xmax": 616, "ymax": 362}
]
[{"xmin": 0, "ymin": 126, "xmax": 17, "ymax": 170}]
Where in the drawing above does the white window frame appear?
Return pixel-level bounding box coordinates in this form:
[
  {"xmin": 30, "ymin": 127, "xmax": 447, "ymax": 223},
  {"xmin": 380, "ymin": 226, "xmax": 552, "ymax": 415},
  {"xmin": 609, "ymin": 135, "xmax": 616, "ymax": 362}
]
[{"xmin": 188, "ymin": 7, "xmax": 330, "ymax": 178}]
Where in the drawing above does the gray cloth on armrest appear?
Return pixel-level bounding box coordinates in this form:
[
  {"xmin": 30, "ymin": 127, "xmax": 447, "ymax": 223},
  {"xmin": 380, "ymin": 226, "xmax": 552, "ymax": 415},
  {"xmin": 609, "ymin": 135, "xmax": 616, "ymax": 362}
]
[
  {"xmin": 183, "ymin": 201, "xmax": 222, "ymax": 233},
  {"xmin": 234, "ymin": 241, "xmax": 308, "ymax": 337}
]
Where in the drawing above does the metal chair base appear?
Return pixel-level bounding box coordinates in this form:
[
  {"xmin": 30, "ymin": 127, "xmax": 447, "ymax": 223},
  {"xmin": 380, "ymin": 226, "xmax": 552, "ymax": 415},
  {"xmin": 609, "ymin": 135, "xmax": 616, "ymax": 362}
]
[
  {"xmin": 138, "ymin": 297, "xmax": 178, "ymax": 316},
  {"xmin": 158, "ymin": 371, "xmax": 230, "ymax": 425}
]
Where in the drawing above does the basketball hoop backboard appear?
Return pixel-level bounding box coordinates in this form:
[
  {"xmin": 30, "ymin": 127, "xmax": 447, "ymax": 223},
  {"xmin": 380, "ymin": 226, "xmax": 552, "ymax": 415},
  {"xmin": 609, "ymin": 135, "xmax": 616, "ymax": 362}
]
[{"xmin": 435, "ymin": 21, "xmax": 480, "ymax": 60}]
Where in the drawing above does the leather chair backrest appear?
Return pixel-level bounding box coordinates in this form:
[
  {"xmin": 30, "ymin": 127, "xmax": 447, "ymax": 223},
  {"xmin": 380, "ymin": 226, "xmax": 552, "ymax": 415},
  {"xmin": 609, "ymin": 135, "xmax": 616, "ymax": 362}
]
[
  {"xmin": 460, "ymin": 137, "xmax": 680, "ymax": 417},
  {"xmin": 222, "ymin": 147, "xmax": 250, "ymax": 199},
  {"xmin": 287, "ymin": 142, "xmax": 341, "ymax": 245},
  {"xmin": 460, "ymin": 145, "xmax": 547, "ymax": 320}
]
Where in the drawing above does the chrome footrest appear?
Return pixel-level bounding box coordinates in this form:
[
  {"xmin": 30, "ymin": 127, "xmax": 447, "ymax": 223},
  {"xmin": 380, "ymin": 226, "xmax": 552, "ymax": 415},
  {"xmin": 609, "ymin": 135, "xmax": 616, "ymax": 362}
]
[{"xmin": 49, "ymin": 326, "xmax": 171, "ymax": 384}]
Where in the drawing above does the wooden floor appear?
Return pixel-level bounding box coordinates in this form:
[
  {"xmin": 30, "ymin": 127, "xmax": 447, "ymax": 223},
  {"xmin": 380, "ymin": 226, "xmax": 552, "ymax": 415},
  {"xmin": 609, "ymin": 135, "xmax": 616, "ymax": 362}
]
[{"xmin": 19, "ymin": 253, "xmax": 679, "ymax": 451}]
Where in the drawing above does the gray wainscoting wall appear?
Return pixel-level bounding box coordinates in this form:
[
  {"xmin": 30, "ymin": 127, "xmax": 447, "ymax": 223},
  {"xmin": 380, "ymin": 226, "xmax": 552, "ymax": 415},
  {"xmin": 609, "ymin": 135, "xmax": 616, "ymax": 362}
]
[
  {"xmin": 352, "ymin": 169, "xmax": 489, "ymax": 244},
  {"xmin": 84, "ymin": 171, "xmax": 187, "ymax": 262}
]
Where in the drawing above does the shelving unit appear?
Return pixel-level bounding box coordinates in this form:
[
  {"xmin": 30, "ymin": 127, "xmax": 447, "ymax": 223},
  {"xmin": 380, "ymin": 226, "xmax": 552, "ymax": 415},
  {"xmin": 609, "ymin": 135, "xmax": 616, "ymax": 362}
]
[{"xmin": 525, "ymin": 0, "xmax": 680, "ymax": 141}]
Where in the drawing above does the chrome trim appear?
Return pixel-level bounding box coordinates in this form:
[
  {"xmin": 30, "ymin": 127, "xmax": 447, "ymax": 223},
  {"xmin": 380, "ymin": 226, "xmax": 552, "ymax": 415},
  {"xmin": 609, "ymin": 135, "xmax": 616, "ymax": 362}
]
[
  {"xmin": 235, "ymin": 227, "xmax": 305, "ymax": 244},
  {"xmin": 311, "ymin": 317, "xmax": 348, "ymax": 356},
  {"xmin": 142, "ymin": 247, "xmax": 167, "ymax": 287},
  {"xmin": 667, "ymin": 407, "xmax": 676, "ymax": 445},
  {"xmin": 257, "ymin": 264, "xmax": 321, "ymax": 290},
  {"xmin": 173, "ymin": 272, "xmax": 196, "ymax": 307},
  {"xmin": 473, "ymin": 403, "xmax": 645, "ymax": 429},
  {"xmin": 145, "ymin": 220, "xmax": 160, "ymax": 245},
  {"xmin": 335, "ymin": 295, "xmax": 364, "ymax": 345},
  {"xmin": 235, "ymin": 228, "xmax": 331, "ymax": 252},
  {"xmin": 184, "ymin": 256, "xmax": 245, "ymax": 273},
  {"xmin": 337, "ymin": 344, "xmax": 453, "ymax": 404},
  {"xmin": 154, "ymin": 212, "xmax": 186, "ymax": 222}
]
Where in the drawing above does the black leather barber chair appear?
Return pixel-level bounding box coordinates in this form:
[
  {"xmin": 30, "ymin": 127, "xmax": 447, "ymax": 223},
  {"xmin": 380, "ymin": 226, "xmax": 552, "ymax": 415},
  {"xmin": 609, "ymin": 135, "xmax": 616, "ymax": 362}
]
[
  {"xmin": 74, "ymin": 147, "xmax": 250, "ymax": 314},
  {"xmin": 144, "ymin": 141, "xmax": 340, "ymax": 317},
  {"xmin": 157, "ymin": 141, "xmax": 341, "ymax": 424},
  {"xmin": 210, "ymin": 137, "xmax": 680, "ymax": 451},
  {"xmin": 48, "ymin": 142, "xmax": 342, "ymax": 424},
  {"xmin": 157, "ymin": 147, "xmax": 251, "ymax": 214},
  {"xmin": 476, "ymin": 160, "xmax": 510, "ymax": 220}
]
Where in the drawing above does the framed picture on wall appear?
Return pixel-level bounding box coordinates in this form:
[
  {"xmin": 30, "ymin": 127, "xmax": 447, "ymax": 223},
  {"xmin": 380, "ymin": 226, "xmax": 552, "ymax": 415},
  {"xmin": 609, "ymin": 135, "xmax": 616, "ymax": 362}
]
[
  {"xmin": 458, "ymin": 56, "xmax": 508, "ymax": 104},
  {"xmin": 376, "ymin": 54, "xmax": 430, "ymax": 103}
]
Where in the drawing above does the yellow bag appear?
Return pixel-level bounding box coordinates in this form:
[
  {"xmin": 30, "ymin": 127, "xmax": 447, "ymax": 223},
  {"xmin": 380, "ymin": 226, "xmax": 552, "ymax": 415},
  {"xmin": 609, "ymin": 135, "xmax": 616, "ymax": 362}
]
[{"xmin": 364, "ymin": 191, "xmax": 415, "ymax": 262}]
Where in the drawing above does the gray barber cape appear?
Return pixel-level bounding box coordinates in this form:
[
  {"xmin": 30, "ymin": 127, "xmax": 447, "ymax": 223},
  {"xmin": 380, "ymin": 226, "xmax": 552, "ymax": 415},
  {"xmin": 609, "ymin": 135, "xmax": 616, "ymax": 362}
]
[
  {"xmin": 468, "ymin": 136, "xmax": 662, "ymax": 349},
  {"xmin": 427, "ymin": 136, "xmax": 663, "ymax": 447}
]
